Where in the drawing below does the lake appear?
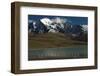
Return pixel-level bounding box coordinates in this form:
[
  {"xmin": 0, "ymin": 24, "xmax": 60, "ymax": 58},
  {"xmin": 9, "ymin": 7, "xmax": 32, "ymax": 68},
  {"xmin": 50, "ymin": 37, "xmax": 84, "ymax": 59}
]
[{"xmin": 28, "ymin": 45, "xmax": 88, "ymax": 60}]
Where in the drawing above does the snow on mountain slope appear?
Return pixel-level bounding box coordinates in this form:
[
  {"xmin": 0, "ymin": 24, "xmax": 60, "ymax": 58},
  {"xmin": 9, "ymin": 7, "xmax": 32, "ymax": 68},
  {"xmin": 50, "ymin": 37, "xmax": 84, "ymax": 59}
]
[
  {"xmin": 40, "ymin": 17, "xmax": 66, "ymax": 33},
  {"xmin": 81, "ymin": 25, "xmax": 88, "ymax": 32},
  {"xmin": 40, "ymin": 18, "xmax": 52, "ymax": 28},
  {"xmin": 29, "ymin": 17, "xmax": 88, "ymax": 35}
]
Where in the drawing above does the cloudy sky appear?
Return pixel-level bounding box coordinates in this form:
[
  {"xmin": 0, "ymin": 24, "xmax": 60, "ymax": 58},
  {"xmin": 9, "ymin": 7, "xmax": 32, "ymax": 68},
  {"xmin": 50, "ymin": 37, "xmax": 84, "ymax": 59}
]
[{"xmin": 28, "ymin": 15, "xmax": 88, "ymax": 25}]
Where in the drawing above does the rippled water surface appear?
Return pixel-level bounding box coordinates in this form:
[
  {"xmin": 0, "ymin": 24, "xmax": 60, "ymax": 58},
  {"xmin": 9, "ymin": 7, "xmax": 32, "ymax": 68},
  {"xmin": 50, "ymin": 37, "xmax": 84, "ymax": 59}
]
[{"xmin": 28, "ymin": 45, "xmax": 88, "ymax": 60}]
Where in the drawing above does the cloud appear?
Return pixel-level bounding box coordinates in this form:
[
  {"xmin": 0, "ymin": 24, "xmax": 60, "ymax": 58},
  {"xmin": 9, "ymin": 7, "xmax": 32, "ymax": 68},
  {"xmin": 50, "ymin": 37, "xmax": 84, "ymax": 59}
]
[
  {"xmin": 52, "ymin": 17, "xmax": 68, "ymax": 24},
  {"xmin": 28, "ymin": 20, "xmax": 33, "ymax": 23}
]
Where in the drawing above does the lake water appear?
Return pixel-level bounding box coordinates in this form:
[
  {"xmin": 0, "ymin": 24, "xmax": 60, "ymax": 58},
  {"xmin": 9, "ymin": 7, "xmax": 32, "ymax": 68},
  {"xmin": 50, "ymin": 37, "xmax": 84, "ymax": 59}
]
[{"xmin": 28, "ymin": 45, "xmax": 88, "ymax": 60}]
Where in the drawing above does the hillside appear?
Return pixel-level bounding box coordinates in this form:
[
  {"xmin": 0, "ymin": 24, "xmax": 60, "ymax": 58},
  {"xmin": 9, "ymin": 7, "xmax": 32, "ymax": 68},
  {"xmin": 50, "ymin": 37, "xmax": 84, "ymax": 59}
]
[{"xmin": 28, "ymin": 33, "xmax": 87, "ymax": 49}]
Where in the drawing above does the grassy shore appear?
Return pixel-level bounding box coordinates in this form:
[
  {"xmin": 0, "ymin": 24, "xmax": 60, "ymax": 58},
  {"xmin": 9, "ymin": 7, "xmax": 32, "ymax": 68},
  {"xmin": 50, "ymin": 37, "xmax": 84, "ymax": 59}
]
[{"xmin": 28, "ymin": 33, "xmax": 87, "ymax": 49}]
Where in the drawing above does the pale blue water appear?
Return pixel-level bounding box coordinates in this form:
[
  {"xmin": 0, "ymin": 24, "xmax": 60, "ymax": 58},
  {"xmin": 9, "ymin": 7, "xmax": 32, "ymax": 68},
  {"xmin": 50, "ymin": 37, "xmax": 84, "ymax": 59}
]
[{"xmin": 28, "ymin": 45, "xmax": 88, "ymax": 60}]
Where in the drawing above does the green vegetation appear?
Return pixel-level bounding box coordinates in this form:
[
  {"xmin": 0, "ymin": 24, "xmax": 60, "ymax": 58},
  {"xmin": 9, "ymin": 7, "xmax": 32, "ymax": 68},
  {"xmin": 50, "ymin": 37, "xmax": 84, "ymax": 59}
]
[{"xmin": 28, "ymin": 33, "xmax": 87, "ymax": 49}]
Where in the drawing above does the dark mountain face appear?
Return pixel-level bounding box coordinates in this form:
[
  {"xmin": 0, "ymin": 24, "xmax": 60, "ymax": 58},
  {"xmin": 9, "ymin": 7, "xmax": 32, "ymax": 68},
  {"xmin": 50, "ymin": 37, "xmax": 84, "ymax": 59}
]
[
  {"xmin": 71, "ymin": 25, "xmax": 82, "ymax": 34},
  {"xmin": 68, "ymin": 25, "xmax": 87, "ymax": 41},
  {"xmin": 28, "ymin": 21, "xmax": 49, "ymax": 34}
]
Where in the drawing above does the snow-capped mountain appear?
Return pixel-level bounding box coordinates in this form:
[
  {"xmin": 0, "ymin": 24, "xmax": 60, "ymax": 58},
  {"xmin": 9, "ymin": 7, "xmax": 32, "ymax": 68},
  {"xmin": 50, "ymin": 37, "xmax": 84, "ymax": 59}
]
[
  {"xmin": 28, "ymin": 17, "xmax": 88, "ymax": 41},
  {"xmin": 81, "ymin": 25, "xmax": 88, "ymax": 32},
  {"xmin": 40, "ymin": 18, "xmax": 58, "ymax": 33},
  {"xmin": 40, "ymin": 18, "xmax": 66, "ymax": 33}
]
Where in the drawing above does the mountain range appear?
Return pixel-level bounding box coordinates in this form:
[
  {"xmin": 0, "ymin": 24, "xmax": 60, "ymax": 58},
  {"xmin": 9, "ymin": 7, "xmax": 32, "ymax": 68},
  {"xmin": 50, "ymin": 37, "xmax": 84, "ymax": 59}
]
[{"xmin": 28, "ymin": 17, "xmax": 88, "ymax": 41}]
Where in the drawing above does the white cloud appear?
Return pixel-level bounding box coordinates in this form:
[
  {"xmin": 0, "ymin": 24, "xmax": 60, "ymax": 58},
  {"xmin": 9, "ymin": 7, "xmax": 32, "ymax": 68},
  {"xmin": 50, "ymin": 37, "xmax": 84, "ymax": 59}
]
[
  {"xmin": 28, "ymin": 20, "xmax": 33, "ymax": 23},
  {"xmin": 52, "ymin": 17, "xmax": 68, "ymax": 24}
]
